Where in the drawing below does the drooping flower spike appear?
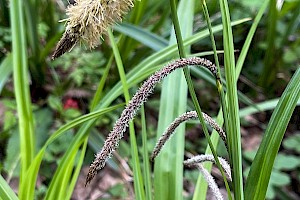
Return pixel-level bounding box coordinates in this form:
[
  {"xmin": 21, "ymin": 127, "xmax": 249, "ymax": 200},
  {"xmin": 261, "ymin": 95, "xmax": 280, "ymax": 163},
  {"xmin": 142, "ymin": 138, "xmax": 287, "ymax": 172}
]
[
  {"xmin": 183, "ymin": 154, "xmax": 232, "ymax": 200},
  {"xmin": 183, "ymin": 154, "xmax": 232, "ymax": 181},
  {"xmin": 52, "ymin": 0, "xmax": 134, "ymax": 59},
  {"xmin": 150, "ymin": 111, "xmax": 227, "ymax": 161},
  {"xmin": 188, "ymin": 163, "xmax": 224, "ymax": 200},
  {"xmin": 85, "ymin": 57, "xmax": 218, "ymax": 185}
]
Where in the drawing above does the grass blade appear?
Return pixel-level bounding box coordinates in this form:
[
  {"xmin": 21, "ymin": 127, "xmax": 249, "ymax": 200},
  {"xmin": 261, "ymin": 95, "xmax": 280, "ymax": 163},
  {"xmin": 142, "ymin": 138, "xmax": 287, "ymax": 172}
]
[
  {"xmin": 114, "ymin": 23, "xmax": 168, "ymax": 51},
  {"xmin": 245, "ymin": 68, "xmax": 300, "ymax": 199},
  {"xmin": 22, "ymin": 105, "xmax": 122, "ymax": 200},
  {"xmin": 194, "ymin": 1, "xmax": 269, "ymax": 199},
  {"xmin": 141, "ymin": 106, "xmax": 153, "ymax": 200},
  {"xmin": 66, "ymin": 138, "xmax": 88, "ymax": 199},
  {"xmin": 24, "ymin": 0, "xmax": 44, "ymax": 83},
  {"xmin": 90, "ymin": 55, "xmax": 114, "ymax": 110},
  {"xmin": 10, "ymin": 0, "xmax": 35, "ymax": 197},
  {"xmin": 154, "ymin": 0, "xmax": 194, "ymax": 199},
  {"xmin": 0, "ymin": 175, "xmax": 19, "ymax": 200},
  {"xmin": 45, "ymin": 137, "xmax": 84, "ymax": 200},
  {"xmin": 218, "ymin": 0, "xmax": 244, "ymax": 198},
  {"xmin": 259, "ymin": 0, "xmax": 278, "ymax": 87},
  {"xmin": 108, "ymin": 29, "xmax": 145, "ymax": 199},
  {"xmin": 239, "ymin": 98, "xmax": 300, "ymax": 117},
  {"xmin": 236, "ymin": 0, "xmax": 270, "ymax": 76}
]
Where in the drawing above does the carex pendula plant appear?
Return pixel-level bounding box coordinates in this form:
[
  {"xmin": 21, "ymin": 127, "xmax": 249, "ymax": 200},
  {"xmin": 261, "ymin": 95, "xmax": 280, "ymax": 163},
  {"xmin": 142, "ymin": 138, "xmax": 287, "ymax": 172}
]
[{"xmin": 85, "ymin": 57, "xmax": 221, "ymax": 185}]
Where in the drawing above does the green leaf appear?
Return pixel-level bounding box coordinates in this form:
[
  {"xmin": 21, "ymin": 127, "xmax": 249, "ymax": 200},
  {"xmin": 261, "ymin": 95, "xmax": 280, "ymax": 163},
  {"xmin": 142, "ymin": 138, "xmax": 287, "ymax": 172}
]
[
  {"xmin": 273, "ymin": 154, "xmax": 300, "ymax": 170},
  {"xmin": 266, "ymin": 170, "xmax": 290, "ymax": 199},
  {"xmin": 47, "ymin": 95, "xmax": 63, "ymax": 113},
  {"xmin": 34, "ymin": 109, "xmax": 54, "ymax": 149},
  {"xmin": 259, "ymin": 0, "xmax": 278, "ymax": 86},
  {"xmin": 10, "ymin": 0, "xmax": 35, "ymax": 195},
  {"xmin": 0, "ymin": 175, "xmax": 19, "ymax": 200},
  {"xmin": 20, "ymin": 104, "xmax": 122, "ymax": 200},
  {"xmin": 0, "ymin": 54, "xmax": 13, "ymax": 94},
  {"xmin": 62, "ymin": 109, "xmax": 82, "ymax": 119},
  {"xmin": 154, "ymin": 0, "xmax": 194, "ymax": 199},
  {"xmin": 194, "ymin": 1, "xmax": 269, "ymax": 197},
  {"xmin": 245, "ymin": 68, "xmax": 300, "ymax": 200},
  {"xmin": 108, "ymin": 28, "xmax": 145, "ymax": 200},
  {"xmin": 283, "ymin": 134, "xmax": 300, "ymax": 153},
  {"xmin": 65, "ymin": 138, "xmax": 88, "ymax": 200},
  {"xmin": 114, "ymin": 23, "xmax": 168, "ymax": 51},
  {"xmin": 141, "ymin": 106, "xmax": 153, "ymax": 200},
  {"xmin": 4, "ymin": 127, "xmax": 20, "ymax": 180},
  {"xmin": 219, "ymin": 0, "xmax": 244, "ymax": 198}
]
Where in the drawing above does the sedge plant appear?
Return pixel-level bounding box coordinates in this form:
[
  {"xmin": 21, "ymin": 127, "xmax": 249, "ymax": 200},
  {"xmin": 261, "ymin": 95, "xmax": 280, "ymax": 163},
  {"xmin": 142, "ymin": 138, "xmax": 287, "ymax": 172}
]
[{"xmin": 2, "ymin": 0, "xmax": 300, "ymax": 200}]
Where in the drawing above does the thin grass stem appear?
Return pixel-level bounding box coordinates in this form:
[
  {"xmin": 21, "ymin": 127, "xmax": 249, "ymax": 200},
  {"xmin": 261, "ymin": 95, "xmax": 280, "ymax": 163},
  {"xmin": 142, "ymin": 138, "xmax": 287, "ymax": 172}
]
[
  {"xmin": 10, "ymin": 0, "xmax": 35, "ymax": 197},
  {"xmin": 169, "ymin": 0, "xmax": 232, "ymax": 198},
  {"xmin": 107, "ymin": 29, "xmax": 145, "ymax": 199}
]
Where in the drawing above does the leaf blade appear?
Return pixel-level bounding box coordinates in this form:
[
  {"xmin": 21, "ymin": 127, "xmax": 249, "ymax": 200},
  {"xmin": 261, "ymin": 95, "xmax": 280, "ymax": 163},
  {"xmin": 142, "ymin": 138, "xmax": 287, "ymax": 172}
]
[{"xmin": 245, "ymin": 68, "xmax": 300, "ymax": 200}]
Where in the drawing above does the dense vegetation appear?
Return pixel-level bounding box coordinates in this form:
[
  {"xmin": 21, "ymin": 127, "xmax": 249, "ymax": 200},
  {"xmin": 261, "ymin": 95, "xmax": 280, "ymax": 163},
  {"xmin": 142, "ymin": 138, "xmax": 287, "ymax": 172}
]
[{"xmin": 0, "ymin": 0, "xmax": 299, "ymax": 199}]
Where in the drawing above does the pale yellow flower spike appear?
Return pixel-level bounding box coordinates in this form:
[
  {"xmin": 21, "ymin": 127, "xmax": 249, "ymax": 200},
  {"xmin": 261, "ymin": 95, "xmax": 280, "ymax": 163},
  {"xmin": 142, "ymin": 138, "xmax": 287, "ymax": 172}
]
[{"xmin": 52, "ymin": 0, "xmax": 134, "ymax": 59}]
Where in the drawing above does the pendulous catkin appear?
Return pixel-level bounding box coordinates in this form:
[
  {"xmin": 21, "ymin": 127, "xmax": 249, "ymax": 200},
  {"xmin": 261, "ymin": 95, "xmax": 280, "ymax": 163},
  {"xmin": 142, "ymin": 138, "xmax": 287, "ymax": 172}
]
[
  {"xmin": 184, "ymin": 154, "xmax": 232, "ymax": 181},
  {"xmin": 85, "ymin": 57, "xmax": 218, "ymax": 185},
  {"xmin": 150, "ymin": 111, "xmax": 227, "ymax": 161},
  {"xmin": 52, "ymin": 0, "xmax": 134, "ymax": 59}
]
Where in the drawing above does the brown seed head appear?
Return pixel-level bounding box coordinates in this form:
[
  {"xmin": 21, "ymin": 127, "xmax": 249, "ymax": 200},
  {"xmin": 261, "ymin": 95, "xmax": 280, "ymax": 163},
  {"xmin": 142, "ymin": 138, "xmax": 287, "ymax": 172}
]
[{"xmin": 52, "ymin": 0, "xmax": 134, "ymax": 59}]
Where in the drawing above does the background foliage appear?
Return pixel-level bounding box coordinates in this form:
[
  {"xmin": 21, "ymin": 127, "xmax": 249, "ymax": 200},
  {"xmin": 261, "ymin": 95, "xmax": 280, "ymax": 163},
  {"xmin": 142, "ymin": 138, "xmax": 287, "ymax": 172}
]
[{"xmin": 0, "ymin": 0, "xmax": 299, "ymax": 199}]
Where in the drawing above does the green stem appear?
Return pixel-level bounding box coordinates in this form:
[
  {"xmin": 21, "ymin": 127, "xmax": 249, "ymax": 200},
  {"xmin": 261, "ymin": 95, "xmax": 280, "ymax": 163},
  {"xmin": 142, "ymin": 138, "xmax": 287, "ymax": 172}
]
[
  {"xmin": 201, "ymin": 0, "xmax": 229, "ymax": 137},
  {"xmin": 218, "ymin": 0, "xmax": 244, "ymax": 198},
  {"xmin": 141, "ymin": 106, "xmax": 153, "ymax": 200},
  {"xmin": 90, "ymin": 55, "xmax": 114, "ymax": 111},
  {"xmin": 169, "ymin": 0, "xmax": 232, "ymax": 198},
  {"xmin": 10, "ymin": 0, "xmax": 35, "ymax": 196},
  {"xmin": 108, "ymin": 29, "xmax": 146, "ymax": 200}
]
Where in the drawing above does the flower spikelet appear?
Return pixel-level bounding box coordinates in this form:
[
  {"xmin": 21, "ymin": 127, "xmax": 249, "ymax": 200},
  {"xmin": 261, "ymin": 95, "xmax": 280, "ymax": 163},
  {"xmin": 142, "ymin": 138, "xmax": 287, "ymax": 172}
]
[
  {"xmin": 193, "ymin": 164, "xmax": 224, "ymax": 200},
  {"xmin": 183, "ymin": 154, "xmax": 232, "ymax": 181},
  {"xmin": 52, "ymin": 0, "xmax": 134, "ymax": 59},
  {"xmin": 150, "ymin": 111, "xmax": 227, "ymax": 161},
  {"xmin": 85, "ymin": 57, "xmax": 218, "ymax": 186}
]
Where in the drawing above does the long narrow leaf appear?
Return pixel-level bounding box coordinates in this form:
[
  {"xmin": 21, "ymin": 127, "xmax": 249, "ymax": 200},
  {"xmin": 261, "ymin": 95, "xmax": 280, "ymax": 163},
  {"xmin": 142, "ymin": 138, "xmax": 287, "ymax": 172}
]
[
  {"xmin": 259, "ymin": 0, "xmax": 278, "ymax": 87},
  {"xmin": 10, "ymin": 0, "xmax": 35, "ymax": 197},
  {"xmin": 23, "ymin": 105, "xmax": 122, "ymax": 200},
  {"xmin": 141, "ymin": 106, "xmax": 153, "ymax": 200},
  {"xmin": 108, "ymin": 29, "xmax": 145, "ymax": 199},
  {"xmin": 0, "ymin": 175, "xmax": 19, "ymax": 200},
  {"xmin": 154, "ymin": 0, "xmax": 194, "ymax": 199},
  {"xmin": 239, "ymin": 98, "xmax": 300, "ymax": 117},
  {"xmin": 245, "ymin": 68, "xmax": 300, "ymax": 199},
  {"xmin": 219, "ymin": 0, "xmax": 244, "ymax": 198},
  {"xmin": 66, "ymin": 138, "xmax": 88, "ymax": 199},
  {"xmin": 114, "ymin": 23, "xmax": 168, "ymax": 51},
  {"xmin": 45, "ymin": 137, "xmax": 83, "ymax": 200},
  {"xmin": 194, "ymin": 2, "xmax": 269, "ymax": 199}
]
